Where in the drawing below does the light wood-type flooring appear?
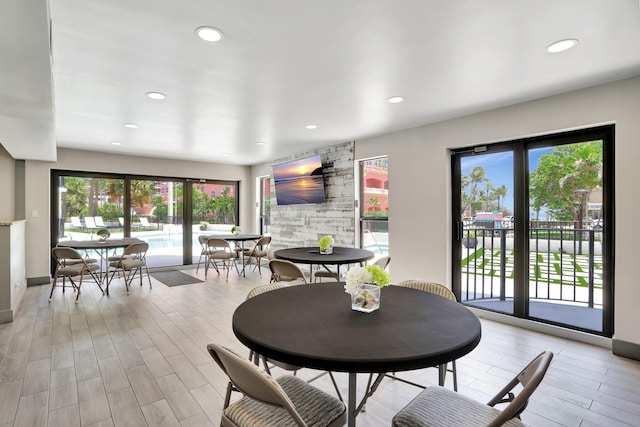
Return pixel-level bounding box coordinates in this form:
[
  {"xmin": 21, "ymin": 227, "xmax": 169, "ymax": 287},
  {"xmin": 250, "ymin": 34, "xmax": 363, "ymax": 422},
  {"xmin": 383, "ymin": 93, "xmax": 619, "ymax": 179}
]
[{"xmin": 0, "ymin": 266, "xmax": 639, "ymax": 426}]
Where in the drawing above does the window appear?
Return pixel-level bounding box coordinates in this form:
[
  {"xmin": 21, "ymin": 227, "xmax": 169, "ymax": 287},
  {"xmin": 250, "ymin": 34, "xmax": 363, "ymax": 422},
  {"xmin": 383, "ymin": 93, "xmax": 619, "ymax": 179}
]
[{"xmin": 359, "ymin": 156, "xmax": 389, "ymax": 261}]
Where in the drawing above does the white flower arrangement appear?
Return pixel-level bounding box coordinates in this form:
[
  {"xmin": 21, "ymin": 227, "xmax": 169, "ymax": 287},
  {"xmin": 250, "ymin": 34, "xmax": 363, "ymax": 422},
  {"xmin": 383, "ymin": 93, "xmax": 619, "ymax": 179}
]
[{"xmin": 344, "ymin": 265, "xmax": 391, "ymax": 295}]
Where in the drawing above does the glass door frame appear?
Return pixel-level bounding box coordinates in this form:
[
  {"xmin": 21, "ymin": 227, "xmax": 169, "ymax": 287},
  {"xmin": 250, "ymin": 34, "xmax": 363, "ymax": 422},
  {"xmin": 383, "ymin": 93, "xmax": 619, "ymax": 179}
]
[
  {"xmin": 451, "ymin": 125, "xmax": 614, "ymax": 337},
  {"xmin": 51, "ymin": 170, "xmax": 241, "ymax": 271}
]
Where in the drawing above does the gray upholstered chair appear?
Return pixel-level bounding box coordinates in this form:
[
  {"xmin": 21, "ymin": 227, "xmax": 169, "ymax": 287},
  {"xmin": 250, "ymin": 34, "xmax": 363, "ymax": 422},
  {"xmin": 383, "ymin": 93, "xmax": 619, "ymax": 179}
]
[
  {"xmin": 50, "ymin": 247, "xmax": 103, "ymax": 303},
  {"xmin": 207, "ymin": 342, "xmax": 346, "ymax": 427},
  {"xmin": 107, "ymin": 242, "xmax": 151, "ymax": 294},
  {"xmin": 269, "ymin": 259, "xmax": 308, "ymax": 284},
  {"xmin": 242, "ymin": 235, "xmax": 271, "ymax": 275},
  {"xmin": 205, "ymin": 238, "xmax": 239, "ymax": 280},
  {"xmin": 392, "ymin": 351, "xmax": 553, "ymax": 427},
  {"xmin": 398, "ymin": 280, "xmax": 459, "ymax": 391}
]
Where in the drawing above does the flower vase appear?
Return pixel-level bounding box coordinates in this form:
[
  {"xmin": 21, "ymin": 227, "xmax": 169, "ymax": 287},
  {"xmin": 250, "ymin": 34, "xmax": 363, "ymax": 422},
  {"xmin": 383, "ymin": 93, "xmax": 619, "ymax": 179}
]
[
  {"xmin": 351, "ymin": 283, "xmax": 380, "ymax": 313},
  {"xmin": 319, "ymin": 244, "xmax": 333, "ymax": 255}
]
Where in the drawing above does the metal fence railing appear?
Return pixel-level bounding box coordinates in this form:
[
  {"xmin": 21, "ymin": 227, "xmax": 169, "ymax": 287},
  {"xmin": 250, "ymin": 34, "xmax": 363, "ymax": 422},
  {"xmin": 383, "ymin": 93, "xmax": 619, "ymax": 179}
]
[{"xmin": 461, "ymin": 226, "xmax": 602, "ymax": 308}]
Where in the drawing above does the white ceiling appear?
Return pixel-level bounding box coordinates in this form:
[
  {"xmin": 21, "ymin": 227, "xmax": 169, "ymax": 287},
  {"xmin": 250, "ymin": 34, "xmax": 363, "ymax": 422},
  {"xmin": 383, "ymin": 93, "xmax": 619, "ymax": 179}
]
[{"xmin": 2, "ymin": 0, "xmax": 640, "ymax": 165}]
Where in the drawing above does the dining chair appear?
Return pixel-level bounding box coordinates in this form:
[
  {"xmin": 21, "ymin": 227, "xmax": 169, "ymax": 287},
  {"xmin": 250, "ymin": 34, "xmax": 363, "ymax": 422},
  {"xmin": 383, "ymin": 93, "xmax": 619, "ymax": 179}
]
[
  {"xmin": 50, "ymin": 247, "xmax": 103, "ymax": 303},
  {"xmin": 392, "ymin": 351, "xmax": 554, "ymax": 427},
  {"xmin": 205, "ymin": 238, "xmax": 239, "ymax": 280},
  {"xmin": 245, "ymin": 283, "xmax": 343, "ymax": 401},
  {"xmin": 195, "ymin": 235, "xmax": 211, "ymax": 273},
  {"xmin": 268, "ymin": 259, "xmax": 308, "ymax": 284},
  {"xmin": 207, "ymin": 342, "xmax": 346, "ymax": 427},
  {"xmin": 242, "ymin": 235, "xmax": 271, "ymax": 275},
  {"xmin": 397, "ymin": 280, "xmax": 459, "ymax": 391},
  {"xmin": 107, "ymin": 242, "xmax": 151, "ymax": 295}
]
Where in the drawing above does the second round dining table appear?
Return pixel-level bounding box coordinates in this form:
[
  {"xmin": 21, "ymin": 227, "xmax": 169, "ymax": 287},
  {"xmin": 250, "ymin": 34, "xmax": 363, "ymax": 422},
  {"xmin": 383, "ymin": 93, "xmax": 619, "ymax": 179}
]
[{"xmin": 273, "ymin": 246, "xmax": 375, "ymax": 278}]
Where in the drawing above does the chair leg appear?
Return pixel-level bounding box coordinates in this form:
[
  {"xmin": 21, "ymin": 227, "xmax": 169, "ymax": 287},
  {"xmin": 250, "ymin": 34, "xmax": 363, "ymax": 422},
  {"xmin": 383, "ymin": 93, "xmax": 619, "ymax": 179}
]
[
  {"xmin": 451, "ymin": 360, "xmax": 458, "ymax": 392},
  {"xmin": 87, "ymin": 269, "xmax": 105, "ymax": 295},
  {"xmin": 75, "ymin": 275, "xmax": 83, "ymax": 303},
  {"xmin": 196, "ymin": 252, "xmax": 204, "ymax": 273},
  {"xmin": 49, "ymin": 275, "xmax": 59, "ymax": 301},
  {"xmin": 328, "ymin": 372, "xmax": 343, "ymax": 402}
]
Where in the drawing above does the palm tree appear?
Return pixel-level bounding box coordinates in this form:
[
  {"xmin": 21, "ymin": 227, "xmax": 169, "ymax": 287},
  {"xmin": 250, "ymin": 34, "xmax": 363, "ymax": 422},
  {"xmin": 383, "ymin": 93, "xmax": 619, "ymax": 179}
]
[
  {"xmin": 461, "ymin": 167, "xmax": 488, "ymax": 216},
  {"xmin": 494, "ymin": 184, "xmax": 508, "ymax": 212}
]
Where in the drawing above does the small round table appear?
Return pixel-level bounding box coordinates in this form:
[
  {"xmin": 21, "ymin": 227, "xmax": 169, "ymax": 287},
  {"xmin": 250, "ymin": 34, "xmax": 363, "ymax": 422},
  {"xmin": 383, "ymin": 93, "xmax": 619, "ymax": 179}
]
[
  {"xmin": 205, "ymin": 233, "xmax": 262, "ymax": 276},
  {"xmin": 58, "ymin": 237, "xmax": 144, "ymax": 285},
  {"xmin": 273, "ymin": 246, "xmax": 375, "ymax": 278},
  {"xmin": 233, "ymin": 282, "xmax": 481, "ymax": 426}
]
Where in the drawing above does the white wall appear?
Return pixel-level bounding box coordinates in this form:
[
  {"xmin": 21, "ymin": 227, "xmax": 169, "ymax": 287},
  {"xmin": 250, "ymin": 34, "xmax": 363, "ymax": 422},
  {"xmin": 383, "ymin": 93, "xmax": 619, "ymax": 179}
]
[
  {"xmin": 25, "ymin": 148, "xmax": 251, "ymax": 279},
  {"xmin": 0, "ymin": 145, "xmax": 15, "ymax": 221},
  {"xmin": 352, "ymin": 76, "xmax": 640, "ymax": 347}
]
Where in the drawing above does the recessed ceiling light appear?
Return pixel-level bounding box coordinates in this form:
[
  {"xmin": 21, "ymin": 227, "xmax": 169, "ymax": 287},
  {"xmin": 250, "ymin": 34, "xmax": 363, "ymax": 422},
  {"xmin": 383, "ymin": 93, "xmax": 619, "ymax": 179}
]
[
  {"xmin": 223, "ymin": 154, "xmax": 230, "ymax": 157},
  {"xmin": 546, "ymin": 39, "xmax": 578, "ymax": 53},
  {"xmin": 256, "ymin": 141, "xmax": 266, "ymax": 145},
  {"xmin": 111, "ymin": 142, "xmax": 121, "ymax": 146},
  {"xmin": 196, "ymin": 26, "xmax": 223, "ymax": 42},
  {"xmin": 305, "ymin": 125, "xmax": 317, "ymax": 130},
  {"xmin": 388, "ymin": 96, "xmax": 404, "ymax": 104},
  {"xmin": 146, "ymin": 92, "xmax": 166, "ymax": 100},
  {"xmin": 124, "ymin": 123, "xmax": 138, "ymax": 129}
]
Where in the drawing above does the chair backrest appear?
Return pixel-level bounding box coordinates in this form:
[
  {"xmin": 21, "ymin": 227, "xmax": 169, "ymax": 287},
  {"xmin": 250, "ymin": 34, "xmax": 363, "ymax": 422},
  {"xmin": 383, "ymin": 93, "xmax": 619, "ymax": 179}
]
[
  {"xmin": 52, "ymin": 246, "xmax": 83, "ymax": 263},
  {"xmin": 122, "ymin": 242, "xmax": 149, "ymax": 258},
  {"xmin": 255, "ymin": 235, "xmax": 271, "ymax": 248},
  {"xmin": 140, "ymin": 217, "xmax": 151, "ymax": 226},
  {"xmin": 94, "ymin": 216, "xmax": 106, "ymax": 227},
  {"xmin": 198, "ymin": 235, "xmax": 209, "ymax": 247},
  {"xmin": 206, "ymin": 343, "xmax": 306, "ymax": 425},
  {"xmin": 70, "ymin": 216, "xmax": 83, "ymax": 227},
  {"xmin": 398, "ymin": 280, "xmax": 456, "ymax": 301},
  {"xmin": 269, "ymin": 259, "xmax": 307, "ymax": 283},
  {"xmin": 246, "ymin": 282, "xmax": 287, "ymax": 300},
  {"xmin": 207, "ymin": 237, "xmax": 232, "ymax": 252},
  {"xmin": 118, "ymin": 217, "xmax": 125, "ymax": 226},
  {"xmin": 374, "ymin": 256, "xmax": 390, "ymax": 270},
  {"xmin": 84, "ymin": 216, "xmax": 97, "ymax": 228},
  {"xmin": 486, "ymin": 351, "xmax": 553, "ymax": 426}
]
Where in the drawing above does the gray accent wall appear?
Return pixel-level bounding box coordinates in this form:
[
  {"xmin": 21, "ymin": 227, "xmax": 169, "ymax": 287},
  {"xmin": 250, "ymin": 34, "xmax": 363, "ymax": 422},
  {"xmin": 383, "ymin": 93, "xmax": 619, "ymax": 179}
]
[{"xmin": 269, "ymin": 141, "xmax": 355, "ymax": 249}]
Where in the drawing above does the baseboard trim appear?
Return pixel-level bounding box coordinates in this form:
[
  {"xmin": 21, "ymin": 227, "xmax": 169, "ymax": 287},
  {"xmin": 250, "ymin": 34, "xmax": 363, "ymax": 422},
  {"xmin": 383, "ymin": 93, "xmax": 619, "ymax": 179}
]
[
  {"xmin": 27, "ymin": 276, "xmax": 51, "ymax": 287},
  {"xmin": 0, "ymin": 309, "xmax": 14, "ymax": 324},
  {"xmin": 612, "ymin": 339, "xmax": 640, "ymax": 361},
  {"xmin": 468, "ymin": 307, "xmax": 612, "ymax": 349}
]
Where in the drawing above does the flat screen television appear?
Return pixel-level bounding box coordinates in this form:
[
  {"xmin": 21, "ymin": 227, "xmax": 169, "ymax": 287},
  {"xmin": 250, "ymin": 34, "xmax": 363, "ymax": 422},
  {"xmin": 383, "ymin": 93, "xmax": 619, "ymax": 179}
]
[{"xmin": 272, "ymin": 155, "xmax": 327, "ymax": 205}]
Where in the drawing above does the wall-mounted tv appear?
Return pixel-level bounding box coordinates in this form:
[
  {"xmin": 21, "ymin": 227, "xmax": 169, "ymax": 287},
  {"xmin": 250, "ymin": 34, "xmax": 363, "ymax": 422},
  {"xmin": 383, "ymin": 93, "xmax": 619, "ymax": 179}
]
[{"xmin": 272, "ymin": 155, "xmax": 327, "ymax": 205}]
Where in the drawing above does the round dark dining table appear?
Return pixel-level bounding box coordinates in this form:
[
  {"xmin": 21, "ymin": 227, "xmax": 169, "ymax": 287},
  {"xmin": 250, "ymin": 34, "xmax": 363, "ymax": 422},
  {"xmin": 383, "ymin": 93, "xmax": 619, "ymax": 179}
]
[
  {"xmin": 232, "ymin": 282, "xmax": 481, "ymax": 427},
  {"xmin": 273, "ymin": 246, "xmax": 375, "ymax": 278}
]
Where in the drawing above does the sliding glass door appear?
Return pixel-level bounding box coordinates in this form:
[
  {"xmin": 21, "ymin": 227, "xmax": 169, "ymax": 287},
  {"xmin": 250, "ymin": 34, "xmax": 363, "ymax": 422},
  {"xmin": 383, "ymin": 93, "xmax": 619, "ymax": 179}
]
[
  {"xmin": 452, "ymin": 126, "xmax": 614, "ymax": 336},
  {"xmin": 52, "ymin": 171, "xmax": 239, "ymax": 270}
]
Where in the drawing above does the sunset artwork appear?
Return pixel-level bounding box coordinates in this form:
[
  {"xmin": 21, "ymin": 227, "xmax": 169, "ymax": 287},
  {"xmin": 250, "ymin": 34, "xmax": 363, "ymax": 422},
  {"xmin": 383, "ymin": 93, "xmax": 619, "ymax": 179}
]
[{"xmin": 272, "ymin": 155, "xmax": 326, "ymax": 205}]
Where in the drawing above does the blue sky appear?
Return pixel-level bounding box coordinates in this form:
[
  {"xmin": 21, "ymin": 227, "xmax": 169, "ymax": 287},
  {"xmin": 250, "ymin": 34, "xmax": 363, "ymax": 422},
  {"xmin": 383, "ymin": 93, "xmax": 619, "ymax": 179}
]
[{"xmin": 461, "ymin": 147, "xmax": 552, "ymax": 213}]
